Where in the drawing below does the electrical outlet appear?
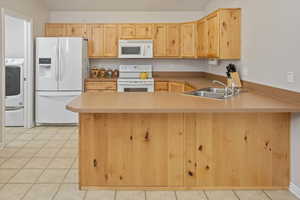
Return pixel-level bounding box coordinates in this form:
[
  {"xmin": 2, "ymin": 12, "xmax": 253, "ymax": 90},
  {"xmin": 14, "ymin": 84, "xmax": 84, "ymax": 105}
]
[
  {"xmin": 242, "ymin": 68, "xmax": 248, "ymax": 77},
  {"xmin": 287, "ymin": 72, "xmax": 295, "ymax": 83}
]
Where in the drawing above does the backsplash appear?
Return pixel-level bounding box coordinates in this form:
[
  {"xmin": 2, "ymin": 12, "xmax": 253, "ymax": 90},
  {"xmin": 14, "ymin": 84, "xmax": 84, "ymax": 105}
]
[{"xmin": 89, "ymin": 59, "xmax": 206, "ymax": 72}]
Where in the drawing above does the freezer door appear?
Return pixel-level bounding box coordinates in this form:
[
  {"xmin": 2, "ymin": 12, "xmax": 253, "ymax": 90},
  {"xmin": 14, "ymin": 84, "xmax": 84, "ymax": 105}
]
[
  {"xmin": 36, "ymin": 91, "xmax": 80, "ymax": 124},
  {"xmin": 36, "ymin": 38, "xmax": 59, "ymax": 91},
  {"xmin": 58, "ymin": 38, "xmax": 83, "ymax": 91}
]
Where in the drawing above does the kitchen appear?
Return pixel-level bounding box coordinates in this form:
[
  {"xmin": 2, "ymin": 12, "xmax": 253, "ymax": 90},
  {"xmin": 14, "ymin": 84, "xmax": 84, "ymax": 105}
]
[{"xmin": 0, "ymin": 0, "xmax": 300, "ymax": 200}]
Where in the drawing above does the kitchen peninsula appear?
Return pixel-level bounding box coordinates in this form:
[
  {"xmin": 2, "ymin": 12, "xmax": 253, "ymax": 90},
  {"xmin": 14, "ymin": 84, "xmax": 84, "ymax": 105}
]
[{"xmin": 67, "ymin": 77, "xmax": 300, "ymax": 190}]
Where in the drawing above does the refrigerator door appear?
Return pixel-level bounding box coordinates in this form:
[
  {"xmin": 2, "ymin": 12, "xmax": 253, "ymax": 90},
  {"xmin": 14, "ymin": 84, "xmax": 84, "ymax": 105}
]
[
  {"xmin": 36, "ymin": 91, "xmax": 80, "ymax": 124},
  {"xmin": 58, "ymin": 38, "xmax": 84, "ymax": 91},
  {"xmin": 36, "ymin": 38, "xmax": 59, "ymax": 91}
]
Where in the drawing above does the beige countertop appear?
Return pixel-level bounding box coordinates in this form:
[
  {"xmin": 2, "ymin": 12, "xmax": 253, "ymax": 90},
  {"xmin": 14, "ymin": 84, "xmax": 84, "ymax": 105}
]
[{"xmin": 67, "ymin": 77, "xmax": 300, "ymax": 113}]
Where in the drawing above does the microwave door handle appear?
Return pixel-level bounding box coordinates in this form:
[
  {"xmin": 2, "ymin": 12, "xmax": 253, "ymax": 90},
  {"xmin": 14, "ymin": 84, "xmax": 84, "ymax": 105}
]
[{"xmin": 143, "ymin": 45, "xmax": 146, "ymax": 56}]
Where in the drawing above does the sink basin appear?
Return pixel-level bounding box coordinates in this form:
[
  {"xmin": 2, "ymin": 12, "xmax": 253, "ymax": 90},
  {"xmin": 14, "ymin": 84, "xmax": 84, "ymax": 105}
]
[{"xmin": 185, "ymin": 87, "xmax": 234, "ymax": 100}]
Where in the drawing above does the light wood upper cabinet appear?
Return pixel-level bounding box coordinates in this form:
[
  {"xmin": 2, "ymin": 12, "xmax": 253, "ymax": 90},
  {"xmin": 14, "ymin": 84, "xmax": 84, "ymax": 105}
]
[
  {"xmin": 119, "ymin": 24, "xmax": 135, "ymax": 39},
  {"xmin": 166, "ymin": 24, "xmax": 181, "ymax": 57},
  {"xmin": 119, "ymin": 24, "xmax": 153, "ymax": 39},
  {"xmin": 207, "ymin": 12, "xmax": 220, "ymax": 58},
  {"xmin": 45, "ymin": 24, "xmax": 66, "ymax": 37},
  {"xmin": 86, "ymin": 24, "xmax": 104, "ymax": 58},
  {"xmin": 197, "ymin": 18, "xmax": 208, "ymax": 58},
  {"xmin": 135, "ymin": 24, "xmax": 153, "ymax": 39},
  {"xmin": 86, "ymin": 24, "xmax": 118, "ymax": 58},
  {"xmin": 153, "ymin": 24, "xmax": 180, "ymax": 58},
  {"xmin": 103, "ymin": 24, "xmax": 118, "ymax": 57},
  {"xmin": 66, "ymin": 24, "xmax": 87, "ymax": 38},
  {"xmin": 206, "ymin": 8, "xmax": 241, "ymax": 59},
  {"xmin": 44, "ymin": 8, "xmax": 241, "ymax": 59},
  {"xmin": 153, "ymin": 24, "xmax": 167, "ymax": 57},
  {"xmin": 181, "ymin": 22, "xmax": 197, "ymax": 58},
  {"xmin": 219, "ymin": 9, "xmax": 241, "ymax": 59}
]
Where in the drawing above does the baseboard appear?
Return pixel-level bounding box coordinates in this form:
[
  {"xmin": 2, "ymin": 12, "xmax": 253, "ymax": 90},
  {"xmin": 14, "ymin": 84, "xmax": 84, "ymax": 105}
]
[{"xmin": 290, "ymin": 182, "xmax": 300, "ymax": 199}]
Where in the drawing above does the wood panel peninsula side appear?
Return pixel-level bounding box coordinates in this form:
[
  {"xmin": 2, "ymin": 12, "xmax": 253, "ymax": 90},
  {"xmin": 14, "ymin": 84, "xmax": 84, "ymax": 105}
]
[{"xmin": 67, "ymin": 79, "xmax": 300, "ymax": 190}]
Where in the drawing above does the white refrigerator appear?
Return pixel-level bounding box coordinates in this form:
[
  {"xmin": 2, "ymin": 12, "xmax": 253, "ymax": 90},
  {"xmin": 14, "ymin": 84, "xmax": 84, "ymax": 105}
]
[{"xmin": 35, "ymin": 37, "xmax": 88, "ymax": 124}]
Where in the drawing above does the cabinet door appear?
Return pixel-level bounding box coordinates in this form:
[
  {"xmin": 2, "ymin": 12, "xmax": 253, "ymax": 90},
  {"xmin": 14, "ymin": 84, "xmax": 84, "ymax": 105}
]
[
  {"xmin": 87, "ymin": 24, "xmax": 104, "ymax": 57},
  {"xmin": 155, "ymin": 81, "xmax": 169, "ymax": 92},
  {"xmin": 153, "ymin": 24, "xmax": 167, "ymax": 57},
  {"xmin": 103, "ymin": 25, "xmax": 118, "ymax": 57},
  {"xmin": 169, "ymin": 82, "xmax": 185, "ymax": 93},
  {"xmin": 135, "ymin": 24, "xmax": 153, "ymax": 39},
  {"xmin": 197, "ymin": 19, "xmax": 208, "ymax": 58},
  {"xmin": 219, "ymin": 9, "xmax": 241, "ymax": 59},
  {"xmin": 66, "ymin": 24, "xmax": 87, "ymax": 37},
  {"xmin": 207, "ymin": 12, "xmax": 220, "ymax": 58},
  {"xmin": 166, "ymin": 24, "xmax": 180, "ymax": 57},
  {"xmin": 184, "ymin": 84, "xmax": 196, "ymax": 92},
  {"xmin": 181, "ymin": 23, "xmax": 197, "ymax": 58},
  {"xmin": 45, "ymin": 24, "xmax": 66, "ymax": 37},
  {"xmin": 119, "ymin": 24, "xmax": 135, "ymax": 39}
]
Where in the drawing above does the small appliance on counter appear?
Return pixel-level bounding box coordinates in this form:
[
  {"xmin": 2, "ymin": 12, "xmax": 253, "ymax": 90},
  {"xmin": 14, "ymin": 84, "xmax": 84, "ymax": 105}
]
[
  {"xmin": 117, "ymin": 65, "xmax": 154, "ymax": 92},
  {"xmin": 226, "ymin": 64, "xmax": 242, "ymax": 88}
]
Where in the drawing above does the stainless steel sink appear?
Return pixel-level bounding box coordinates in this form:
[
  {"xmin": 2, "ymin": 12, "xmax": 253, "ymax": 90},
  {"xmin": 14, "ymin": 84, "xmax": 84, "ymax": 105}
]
[{"xmin": 185, "ymin": 87, "xmax": 234, "ymax": 100}]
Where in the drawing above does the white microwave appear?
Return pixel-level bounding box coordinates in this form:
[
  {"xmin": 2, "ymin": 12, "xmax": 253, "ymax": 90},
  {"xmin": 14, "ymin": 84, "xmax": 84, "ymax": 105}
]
[{"xmin": 119, "ymin": 40, "xmax": 153, "ymax": 58}]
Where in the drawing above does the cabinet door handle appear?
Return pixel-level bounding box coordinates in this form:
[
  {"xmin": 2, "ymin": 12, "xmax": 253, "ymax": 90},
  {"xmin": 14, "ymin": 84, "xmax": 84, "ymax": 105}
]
[{"xmin": 93, "ymin": 159, "xmax": 98, "ymax": 168}]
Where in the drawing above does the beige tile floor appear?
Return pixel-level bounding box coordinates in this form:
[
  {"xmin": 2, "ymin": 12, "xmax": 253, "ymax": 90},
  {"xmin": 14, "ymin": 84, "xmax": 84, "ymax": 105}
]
[{"xmin": 0, "ymin": 127, "xmax": 299, "ymax": 200}]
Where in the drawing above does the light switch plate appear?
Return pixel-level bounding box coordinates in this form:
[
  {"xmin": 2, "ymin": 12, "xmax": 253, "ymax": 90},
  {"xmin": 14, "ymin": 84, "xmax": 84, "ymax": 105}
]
[{"xmin": 287, "ymin": 72, "xmax": 295, "ymax": 83}]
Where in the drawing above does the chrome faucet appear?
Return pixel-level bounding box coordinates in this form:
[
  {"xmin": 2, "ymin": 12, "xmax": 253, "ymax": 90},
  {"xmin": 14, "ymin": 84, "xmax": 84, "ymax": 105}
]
[{"xmin": 212, "ymin": 80, "xmax": 231, "ymax": 97}]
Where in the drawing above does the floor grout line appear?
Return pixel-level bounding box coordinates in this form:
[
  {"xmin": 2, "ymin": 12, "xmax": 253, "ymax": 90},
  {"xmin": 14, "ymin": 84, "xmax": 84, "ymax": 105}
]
[
  {"xmin": 232, "ymin": 190, "xmax": 241, "ymax": 200},
  {"xmin": 263, "ymin": 190, "xmax": 273, "ymax": 200},
  {"xmin": 203, "ymin": 190, "xmax": 209, "ymax": 200}
]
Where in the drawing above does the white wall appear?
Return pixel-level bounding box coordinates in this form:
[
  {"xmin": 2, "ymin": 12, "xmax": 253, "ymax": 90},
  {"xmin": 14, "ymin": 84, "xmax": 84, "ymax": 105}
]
[
  {"xmin": 204, "ymin": 0, "xmax": 300, "ymax": 93},
  {"xmin": 5, "ymin": 16, "xmax": 25, "ymax": 58},
  {"xmin": 204, "ymin": 0, "xmax": 300, "ymax": 192},
  {"xmin": 49, "ymin": 11, "xmax": 204, "ymax": 23},
  {"xmin": 0, "ymin": 0, "xmax": 48, "ymax": 36}
]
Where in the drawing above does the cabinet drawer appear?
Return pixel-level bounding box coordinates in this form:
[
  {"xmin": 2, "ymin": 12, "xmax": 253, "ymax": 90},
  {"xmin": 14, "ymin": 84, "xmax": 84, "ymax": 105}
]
[
  {"xmin": 155, "ymin": 81, "xmax": 169, "ymax": 91},
  {"xmin": 85, "ymin": 82, "xmax": 117, "ymax": 91}
]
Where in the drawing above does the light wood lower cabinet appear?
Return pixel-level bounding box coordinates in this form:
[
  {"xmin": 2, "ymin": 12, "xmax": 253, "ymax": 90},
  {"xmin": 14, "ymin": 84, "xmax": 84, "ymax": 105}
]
[
  {"xmin": 155, "ymin": 81, "xmax": 196, "ymax": 92},
  {"xmin": 85, "ymin": 81, "xmax": 117, "ymax": 92},
  {"xmin": 79, "ymin": 113, "xmax": 290, "ymax": 189},
  {"xmin": 154, "ymin": 81, "xmax": 169, "ymax": 92},
  {"xmin": 169, "ymin": 82, "xmax": 185, "ymax": 92}
]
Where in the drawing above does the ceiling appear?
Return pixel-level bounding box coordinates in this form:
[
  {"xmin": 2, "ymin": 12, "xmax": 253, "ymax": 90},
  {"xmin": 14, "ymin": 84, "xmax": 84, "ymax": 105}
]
[{"xmin": 43, "ymin": 0, "xmax": 209, "ymax": 11}]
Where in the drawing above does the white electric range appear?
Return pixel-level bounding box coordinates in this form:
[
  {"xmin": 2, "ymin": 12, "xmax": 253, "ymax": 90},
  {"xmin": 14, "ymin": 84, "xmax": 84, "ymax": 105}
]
[{"xmin": 117, "ymin": 65, "xmax": 154, "ymax": 92}]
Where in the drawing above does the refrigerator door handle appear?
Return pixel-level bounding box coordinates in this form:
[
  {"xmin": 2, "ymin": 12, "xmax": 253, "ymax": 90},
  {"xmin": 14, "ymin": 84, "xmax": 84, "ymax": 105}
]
[
  {"xmin": 59, "ymin": 40, "xmax": 63, "ymax": 82},
  {"xmin": 56, "ymin": 43, "xmax": 60, "ymax": 82}
]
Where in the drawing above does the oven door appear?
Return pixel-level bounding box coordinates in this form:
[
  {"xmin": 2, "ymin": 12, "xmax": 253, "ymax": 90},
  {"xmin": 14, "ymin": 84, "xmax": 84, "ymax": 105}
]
[
  {"xmin": 118, "ymin": 84, "xmax": 154, "ymax": 92},
  {"xmin": 119, "ymin": 43, "xmax": 144, "ymax": 58}
]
